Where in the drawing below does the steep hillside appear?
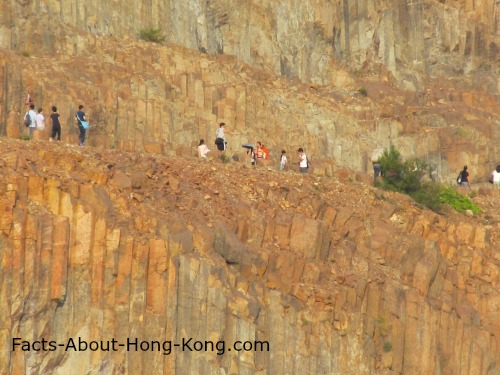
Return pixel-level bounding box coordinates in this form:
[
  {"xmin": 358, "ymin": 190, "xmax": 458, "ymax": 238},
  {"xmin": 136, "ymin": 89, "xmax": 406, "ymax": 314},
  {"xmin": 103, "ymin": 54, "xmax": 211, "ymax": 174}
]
[
  {"xmin": 0, "ymin": 0, "xmax": 499, "ymax": 182},
  {"xmin": 0, "ymin": 30, "xmax": 498, "ymax": 182},
  {"xmin": 0, "ymin": 138, "xmax": 499, "ymax": 374}
]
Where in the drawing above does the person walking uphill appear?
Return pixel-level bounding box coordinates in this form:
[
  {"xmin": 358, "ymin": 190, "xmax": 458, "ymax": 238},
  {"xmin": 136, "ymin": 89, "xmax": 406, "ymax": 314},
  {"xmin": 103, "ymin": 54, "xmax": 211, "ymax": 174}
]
[
  {"xmin": 50, "ymin": 106, "xmax": 61, "ymax": 141},
  {"xmin": 75, "ymin": 105, "xmax": 87, "ymax": 146},
  {"xmin": 214, "ymin": 122, "xmax": 234, "ymax": 153},
  {"xmin": 26, "ymin": 104, "xmax": 37, "ymax": 140},
  {"xmin": 297, "ymin": 148, "xmax": 308, "ymax": 174}
]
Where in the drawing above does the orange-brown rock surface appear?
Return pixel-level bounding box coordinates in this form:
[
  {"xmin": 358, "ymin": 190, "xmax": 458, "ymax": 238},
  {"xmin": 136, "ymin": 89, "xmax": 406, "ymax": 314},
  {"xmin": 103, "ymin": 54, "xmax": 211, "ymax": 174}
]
[
  {"xmin": 0, "ymin": 31, "xmax": 498, "ymax": 183},
  {"xmin": 0, "ymin": 138, "xmax": 499, "ymax": 374}
]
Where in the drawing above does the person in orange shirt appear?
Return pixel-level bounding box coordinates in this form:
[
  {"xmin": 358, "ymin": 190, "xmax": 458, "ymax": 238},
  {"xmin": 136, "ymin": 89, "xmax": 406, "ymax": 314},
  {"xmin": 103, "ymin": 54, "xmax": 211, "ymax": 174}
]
[{"xmin": 262, "ymin": 144, "xmax": 269, "ymax": 159}]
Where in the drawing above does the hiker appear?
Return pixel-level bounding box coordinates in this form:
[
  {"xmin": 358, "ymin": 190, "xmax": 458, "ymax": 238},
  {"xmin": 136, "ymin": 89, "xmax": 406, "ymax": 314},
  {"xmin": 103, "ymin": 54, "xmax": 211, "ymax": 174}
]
[
  {"xmin": 214, "ymin": 122, "xmax": 233, "ymax": 153},
  {"xmin": 370, "ymin": 147, "xmax": 384, "ymax": 185},
  {"xmin": 491, "ymin": 165, "xmax": 500, "ymax": 189},
  {"xmin": 50, "ymin": 106, "xmax": 61, "ymax": 141},
  {"xmin": 75, "ymin": 105, "xmax": 87, "ymax": 146},
  {"xmin": 198, "ymin": 139, "xmax": 210, "ymax": 158},
  {"xmin": 248, "ymin": 147, "xmax": 256, "ymax": 165},
  {"xmin": 458, "ymin": 166, "xmax": 470, "ymax": 188},
  {"xmin": 255, "ymin": 142, "xmax": 263, "ymax": 158},
  {"xmin": 26, "ymin": 104, "xmax": 37, "ymax": 139},
  {"xmin": 262, "ymin": 144, "xmax": 270, "ymax": 159},
  {"xmin": 279, "ymin": 150, "xmax": 287, "ymax": 171},
  {"xmin": 36, "ymin": 108, "xmax": 45, "ymax": 131},
  {"xmin": 297, "ymin": 148, "xmax": 308, "ymax": 174}
]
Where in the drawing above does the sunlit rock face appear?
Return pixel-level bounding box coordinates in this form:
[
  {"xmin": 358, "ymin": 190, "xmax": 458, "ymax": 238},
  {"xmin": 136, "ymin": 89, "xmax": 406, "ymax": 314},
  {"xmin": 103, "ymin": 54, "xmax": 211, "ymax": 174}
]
[
  {"xmin": 0, "ymin": 137, "xmax": 499, "ymax": 374},
  {"xmin": 1, "ymin": 0, "xmax": 498, "ymax": 87}
]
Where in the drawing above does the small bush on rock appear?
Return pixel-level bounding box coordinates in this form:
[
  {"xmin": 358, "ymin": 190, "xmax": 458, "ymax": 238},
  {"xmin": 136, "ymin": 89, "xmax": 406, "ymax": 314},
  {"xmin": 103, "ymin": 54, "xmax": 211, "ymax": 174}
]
[
  {"xmin": 439, "ymin": 187, "xmax": 481, "ymax": 214},
  {"xmin": 139, "ymin": 28, "xmax": 166, "ymax": 43}
]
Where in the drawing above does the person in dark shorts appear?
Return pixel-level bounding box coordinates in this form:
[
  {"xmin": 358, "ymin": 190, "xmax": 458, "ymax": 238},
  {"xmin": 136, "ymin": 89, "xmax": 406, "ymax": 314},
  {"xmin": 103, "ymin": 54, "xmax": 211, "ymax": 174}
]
[
  {"xmin": 214, "ymin": 122, "xmax": 233, "ymax": 153},
  {"xmin": 75, "ymin": 104, "xmax": 87, "ymax": 146},
  {"xmin": 50, "ymin": 106, "xmax": 61, "ymax": 141}
]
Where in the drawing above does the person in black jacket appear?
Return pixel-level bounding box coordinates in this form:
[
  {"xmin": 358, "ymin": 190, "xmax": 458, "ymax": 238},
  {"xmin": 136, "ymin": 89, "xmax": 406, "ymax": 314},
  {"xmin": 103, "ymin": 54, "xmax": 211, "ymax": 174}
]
[{"xmin": 459, "ymin": 166, "xmax": 470, "ymax": 188}]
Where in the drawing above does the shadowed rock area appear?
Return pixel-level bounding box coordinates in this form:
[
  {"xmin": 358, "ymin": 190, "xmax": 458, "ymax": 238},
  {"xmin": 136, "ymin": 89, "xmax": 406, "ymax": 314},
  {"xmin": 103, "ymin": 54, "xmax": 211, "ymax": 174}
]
[{"xmin": 0, "ymin": 138, "xmax": 499, "ymax": 374}]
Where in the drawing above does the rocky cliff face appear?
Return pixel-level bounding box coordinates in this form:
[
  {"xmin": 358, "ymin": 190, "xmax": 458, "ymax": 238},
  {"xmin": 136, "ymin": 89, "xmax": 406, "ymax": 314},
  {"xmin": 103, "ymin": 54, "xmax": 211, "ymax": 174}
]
[
  {"xmin": 0, "ymin": 32, "xmax": 498, "ymax": 182},
  {"xmin": 0, "ymin": 2, "xmax": 500, "ymax": 371},
  {"xmin": 0, "ymin": 139, "xmax": 499, "ymax": 374},
  {"xmin": 0, "ymin": 1, "xmax": 499, "ymax": 181},
  {"xmin": 1, "ymin": 0, "xmax": 498, "ymax": 88}
]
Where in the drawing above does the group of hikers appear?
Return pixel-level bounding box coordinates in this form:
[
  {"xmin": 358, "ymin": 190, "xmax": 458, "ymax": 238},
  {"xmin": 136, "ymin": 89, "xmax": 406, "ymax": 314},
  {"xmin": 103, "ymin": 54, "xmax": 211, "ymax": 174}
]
[
  {"xmin": 197, "ymin": 122, "xmax": 310, "ymax": 173},
  {"xmin": 23, "ymin": 103, "xmax": 500, "ymax": 185},
  {"xmin": 24, "ymin": 100, "xmax": 88, "ymax": 146}
]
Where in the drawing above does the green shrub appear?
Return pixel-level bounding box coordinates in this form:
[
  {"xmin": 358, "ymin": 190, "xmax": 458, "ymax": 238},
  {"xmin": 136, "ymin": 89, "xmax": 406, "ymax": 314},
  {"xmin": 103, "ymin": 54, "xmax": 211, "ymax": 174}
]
[
  {"xmin": 377, "ymin": 145, "xmax": 482, "ymax": 214},
  {"xmin": 139, "ymin": 28, "xmax": 166, "ymax": 43},
  {"xmin": 439, "ymin": 187, "xmax": 481, "ymax": 214},
  {"xmin": 383, "ymin": 342, "xmax": 393, "ymax": 352},
  {"xmin": 20, "ymin": 134, "xmax": 30, "ymax": 141},
  {"xmin": 22, "ymin": 51, "xmax": 30, "ymax": 58},
  {"xmin": 411, "ymin": 183, "xmax": 443, "ymax": 213},
  {"xmin": 220, "ymin": 153, "xmax": 231, "ymax": 164},
  {"xmin": 357, "ymin": 87, "xmax": 368, "ymax": 97},
  {"xmin": 378, "ymin": 145, "xmax": 429, "ymax": 194}
]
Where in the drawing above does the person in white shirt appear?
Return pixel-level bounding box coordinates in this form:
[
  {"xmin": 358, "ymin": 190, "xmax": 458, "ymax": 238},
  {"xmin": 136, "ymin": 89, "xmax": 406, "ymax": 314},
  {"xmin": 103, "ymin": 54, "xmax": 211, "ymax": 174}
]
[
  {"xmin": 36, "ymin": 108, "xmax": 45, "ymax": 131},
  {"xmin": 26, "ymin": 104, "xmax": 37, "ymax": 139},
  {"xmin": 297, "ymin": 147, "xmax": 308, "ymax": 174},
  {"xmin": 198, "ymin": 139, "xmax": 211, "ymax": 158},
  {"xmin": 492, "ymin": 165, "xmax": 500, "ymax": 189},
  {"xmin": 280, "ymin": 150, "xmax": 287, "ymax": 170},
  {"xmin": 215, "ymin": 122, "xmax": 234, "ymax": 153}
]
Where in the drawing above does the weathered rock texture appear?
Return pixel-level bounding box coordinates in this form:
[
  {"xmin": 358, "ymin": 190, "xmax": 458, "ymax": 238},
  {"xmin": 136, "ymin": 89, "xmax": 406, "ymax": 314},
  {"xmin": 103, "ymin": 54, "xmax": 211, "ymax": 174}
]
[
  {"xmin": 0, "ymin": 1, "xmax": 499, "ymax": 182},
  {"xmin": 1, "ymin": 0, "xmax": 498, "ymax": 88},
  {"xmin": 0, "ymin": 33, "xmax": 498, "ymax": 183},
  {"xmin": 0, "ymin": 138, "xmax": 499, "ymax": 374}
]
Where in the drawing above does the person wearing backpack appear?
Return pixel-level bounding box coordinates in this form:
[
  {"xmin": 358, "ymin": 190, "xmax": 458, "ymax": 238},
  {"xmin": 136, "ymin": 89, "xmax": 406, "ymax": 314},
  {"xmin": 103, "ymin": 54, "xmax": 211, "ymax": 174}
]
[
  {"xmin": 25, "ymin": 104, "xmax": 37, "ymax": 139},
  {"xmin": 75, "ymin": 104, "xmax": 87, "ymax": 146},
  {"xmin": 214, "ymin": 122, "xmax": 234, "ymax": 154},
  {"xmin": 458, "ymin": 166, "xmax": 470, "ymax": 188}
]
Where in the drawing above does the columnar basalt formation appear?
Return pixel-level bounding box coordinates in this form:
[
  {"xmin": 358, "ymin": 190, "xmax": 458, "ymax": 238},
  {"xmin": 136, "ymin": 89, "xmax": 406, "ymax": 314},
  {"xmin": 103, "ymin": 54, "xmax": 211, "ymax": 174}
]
[
  {"xmin": 0, "ymin": 139, "xmax": 499, "ymax": 374},
  {"xmin": 0, "ymin": 1, "xmax": 499, "ymax": 182},
  {"xmin": 1, "ymin": 0, "xmax": 498, "ymax": 87},
  {"xmin": 0, "ymin": 35, "xmax": 498, "ymax": 182}
]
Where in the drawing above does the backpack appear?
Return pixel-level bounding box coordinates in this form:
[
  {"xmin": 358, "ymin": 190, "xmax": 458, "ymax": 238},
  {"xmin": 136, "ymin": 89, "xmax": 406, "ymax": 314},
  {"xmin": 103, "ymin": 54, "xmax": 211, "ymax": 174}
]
[
  {"xmin": 456, "ymin": 172, "xmax": 462, "ymax": 185},
  {"xmin": 24, "ymin": 112, "xmax": 31, "ymax": 127}
]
